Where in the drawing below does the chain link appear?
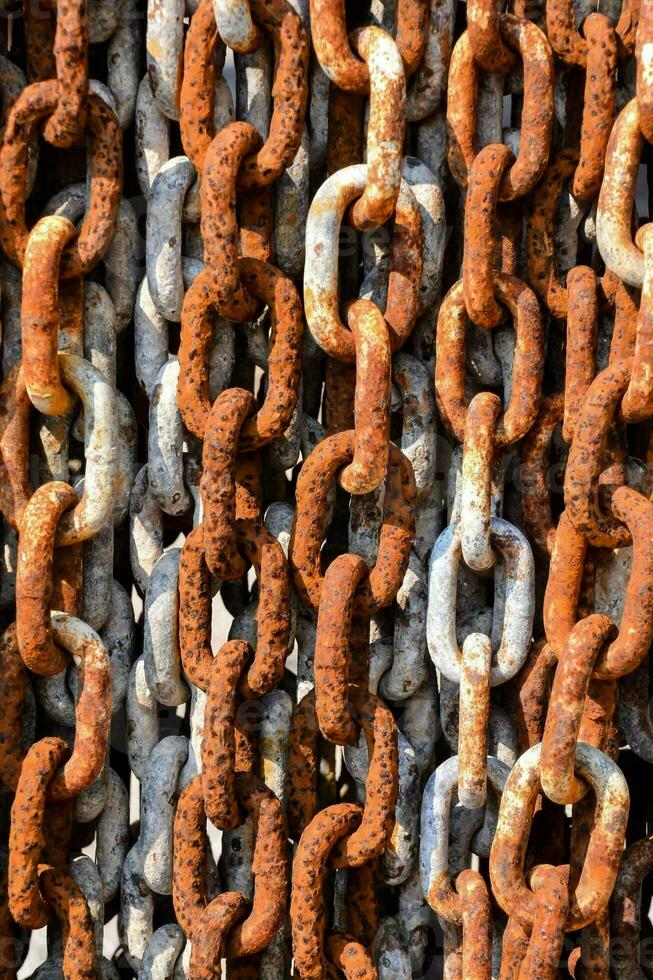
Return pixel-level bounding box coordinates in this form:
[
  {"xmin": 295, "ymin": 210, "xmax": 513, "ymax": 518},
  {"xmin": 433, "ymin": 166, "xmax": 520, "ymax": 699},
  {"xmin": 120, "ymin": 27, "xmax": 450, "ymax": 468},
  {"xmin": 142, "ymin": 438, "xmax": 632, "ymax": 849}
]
[{"xmin": 1, "ymin": 0, "xmax": 653, "ymax": 976}]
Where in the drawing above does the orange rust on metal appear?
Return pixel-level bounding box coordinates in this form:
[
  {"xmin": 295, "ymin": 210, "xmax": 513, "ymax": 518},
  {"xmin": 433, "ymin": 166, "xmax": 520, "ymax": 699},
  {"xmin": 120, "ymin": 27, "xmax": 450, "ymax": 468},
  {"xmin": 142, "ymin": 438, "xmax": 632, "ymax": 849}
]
[
  {"xmin": 314, "ymin": 553, "xmax": 369, "ymax": 745},
  {"xmin": 190, "ymin": 894, "xmax": 249, "ymax": 980},
  {"xmin": 24, "ymin": 1, "xmax": 56, "ymax": 83},
  {"xmin": 467, "ymin": 0, "xmax": 515, "ymax": 73},
  {"xmin": 43, "ymin": 0, "xmax": 88, "ymax": 148},
  {"xmin": 200, "ymin": 387, "xmax": 256, "ymax": 580},
  {"xmin": 544, "ymin": 509, "xmax": 589, "ymax": 658},
  {"xmin": 0, "ymin": 365, "xmax": 31, "ymax": 529},
  {"xmin": 38, "ymin": 865, "xmax": 98, "ymax": 980},
  {"xmin": 394, "ymin": 0, "xmax": 428, "ymax": 76},
  {"xmin": 564, "ymin": 267, "xmax": 598, "ymax": 443},
  {"xmin": 239, "ymin": 186, "xmax": 274, "ymax": 262},
  {"xmin": 290, "ymin": 803, "xmax": 363, "ymax": 976},
  {"xmin": 237, "ymin": 259, "xmax": 304, "ymax": 448},
  {"xmin": 178, "ymin": 524, "xmax": 213, "ymax": 692},
  {"xmin": 463, "ymin": 144, "xmax": 515, "ymax": 328},
  {"xmin": 236, "ymin": 520, "xmax": 291, "ymax": 695},
  {"xmin": 637, "ymin": 0, "xmax": 653, "ymax": 140},
  {"xmin": 578, "ymin": 676, "xmax": 616, "ymax": 751},
  {"xmin": 46, "ymin": 633, "xmax": 111, "ymax": 802},
  {"xmin": 541, "ymin": 615, "xmax": 617, "ymax": 804},
  {"xmin": 545, "ymin": 0, "xmax": 588, "ymax": 65},
  {"xmin": 224, "ymin": 774, "xmax": 288, "ymax": 959},
  {"xmin": 499, "ymin": 916, "xmax": 530, "ymax": 977},
  {"xmin": 290, "ymin": 432, "xmax": 415, "ymax": 613},
  {"xmin": 0, "ymin": 624, "xmax": 27, "ymax": 792},
  {"xmin": 572, "ymin": 14, "xmax": 617, "ymax": 203},
  {"xmin": 518, "ymin": 865, "xmax": 569, "ymax": 979},
  {"xmin": 310, "ymin": 0, "xmax": 427, "ymax": 90},
  {"xmin": 172, "ymin": 776, "xmax": 208, "ymax": 937},
  {"xmin": 289, "ymin": 691, "xmax": 320, "ymax": 841},
  {"xmin": 181, "ymin": 0, "xmax": 309, "ymax": 188},
  {"xmin": 526, "ymin": 148, "xmax": 579, "ymax": 319},
  {"xmin": 174, "ymin": 773, "xmax": 287, "ymax": 963},
  {"xmin": 436, "ymin": 275, "xmax": 544, "ymax": 446},
  {"xmin": 330, "ymin": 691, "xmax": 398, "ymax": 868},
  {"xmin": 622, "ymin": 225, "xmax": 653, "ymax": 421},
  {"xmin": 16, "ymin": 482, "xmax": 78, "ymax": 675},
  {"xmin": 592, "ymin": 487, "xmax": 653, "ymax": 678},
  {"xmin": 383, "ymin": 186, "xmax": 423, "ymax": 348},
  {"xmin": 0, "ymin": 859, "xmax": 19, "ymax": 980},
  {"xmin": 325, "ymin": 933, "xmax": 376, "ymax": 979},
  {"xmin": 9, "ymin": 736, "xmax": 70, "ymax": 929},
  {"xmin": 504, "ymin": 639, "xmax": 557, "ymax": 752},
  {"xmin": 347, "ymin": 27, "xmax": 406, "ymax": 232},
  {"xmin": 610, "ymin": 280, "xmax": 639, "ymax": 364},
  {"xmin": 0, "ymin": 85, "xmax": 122, "ymax": 276},
  {"xmin": 179, "ymin": 0, "xmax": 221, "ymax": 173},
  {"xmin": 21, "ymin": 215, "xmax": 78, "ymax": 416},
  {"xmin": 520, "ymin": 392, "xmax": 564, "ymax": 555},
  {"xmin": 337, "ymin": 300, "xmax": 391, "ymax": 494},
  {"xmin": 178, "ymin": 260, "xmax": 303, "ymax": 445},
  {"xmin": 564, "ymin": 360, "xmax": 633, "ymax": 549},
  {"xmin": 235, "ymin": 450, "xmax": 263, "ymax": 522},
  {"xmin": 202, "ymin": 639, "xmax": 253, "ymax": 830},
  {"xmin": 201, "ymin": 122, "xmax": 263, "ymax": 321},
  {"xmin": 345, "ymin": 862, "xmax": 378, "ymax": 948},
  {"xmin": 455, "ymin": 870, "xmax": 492, "ymax": 979},
  {"xmin": 447, "ymin": 18, "xmax": 554, "ymax": 199},
  {"xmin": 325, "ymin": 357, "xmax": 356, "ymax": 434},
  {"xmin": 326, "ymin": 87, "xmax": 365, "ymax": 175}
]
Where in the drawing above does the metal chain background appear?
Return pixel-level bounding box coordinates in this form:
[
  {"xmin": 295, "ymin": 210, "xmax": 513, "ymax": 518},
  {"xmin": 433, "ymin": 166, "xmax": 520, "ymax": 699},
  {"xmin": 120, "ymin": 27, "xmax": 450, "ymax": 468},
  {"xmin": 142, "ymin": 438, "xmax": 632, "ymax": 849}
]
[{"xmin": 0, "ymin": 0, "xmax": 652, "ymax": 976}]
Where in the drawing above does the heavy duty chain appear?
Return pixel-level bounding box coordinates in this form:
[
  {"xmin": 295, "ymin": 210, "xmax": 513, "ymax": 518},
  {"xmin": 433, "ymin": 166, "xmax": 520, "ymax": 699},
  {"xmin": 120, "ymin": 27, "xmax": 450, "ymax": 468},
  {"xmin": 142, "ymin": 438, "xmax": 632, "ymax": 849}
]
[{"xmin": 2, "ymin": 0, "xmax": 653, "ymax": 977}]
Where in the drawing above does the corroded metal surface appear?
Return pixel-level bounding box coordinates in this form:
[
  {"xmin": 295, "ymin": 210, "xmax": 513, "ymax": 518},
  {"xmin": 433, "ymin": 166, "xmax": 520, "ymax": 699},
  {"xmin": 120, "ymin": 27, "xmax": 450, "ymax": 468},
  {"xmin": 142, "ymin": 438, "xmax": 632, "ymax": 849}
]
[{"xmin": 3, "ymin": 1, "xmax": 653, "ymax": 977}]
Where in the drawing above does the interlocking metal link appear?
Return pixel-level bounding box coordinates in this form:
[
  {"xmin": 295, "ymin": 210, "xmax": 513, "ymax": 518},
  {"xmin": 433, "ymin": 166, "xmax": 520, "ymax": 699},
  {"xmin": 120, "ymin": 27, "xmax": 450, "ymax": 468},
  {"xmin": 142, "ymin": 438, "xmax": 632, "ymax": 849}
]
[{"xmin": 3, "ymin": 0, "xmax": 653, "ymax": 976}]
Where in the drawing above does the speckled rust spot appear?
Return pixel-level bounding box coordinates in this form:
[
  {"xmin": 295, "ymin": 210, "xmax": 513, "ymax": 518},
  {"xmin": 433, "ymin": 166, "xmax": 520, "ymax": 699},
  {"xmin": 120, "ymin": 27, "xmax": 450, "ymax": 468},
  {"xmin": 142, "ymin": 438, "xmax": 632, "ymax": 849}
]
[
  {"xmin": 180, "ymin": 0, "xmax": 308, "ymax": 188},
  {"xmin": 200, "ymin": 122, "xmax": 262, "ymax": 321},
  {"xmin": 455, "ymin": 870, "xmax": 492, "ymax": 979},
  {"xmin": 329, "ymin": 691, "xmax": 398, "ymax": 868},
  {"xmin": 436, "ymin": 275, "xmax": 544, "ymax": 446},
  {"xmin": 9, "ymin": 737, "xmax": 70, "ymax": 929},
  {"xmin": 236, "ymin": 520, "xmax": 291, "ymax": 696},
  {"xmin": 290, "ymin": 432, "xmax": 415, "ymax": 613},
  {"xmin": 463, "ymin": 144, "xmax": 514, "ymax": 328},
  {"xmin": 337, "ymin": 301, "xmax": 391, "ymax": 494},
  {"xmin": 201, "ymin": 639, "xmax": 253, "ymax": 830},
  {"xmin": 314, "ymin": 554, "xmax": 368, "ymax": 745},
  {"xmin": 288, "ymin": 691, "xmax": 320, "ymax": 841},
  {"xmin": 178, "ymin": 261, "xmax": 303, "ymax": 447},
  {"xmin": 526, "ymin": 148, "xmax": 578, "ymax": 319},
  {"xmin": 0, "ymin": 366, "xmax": 32, "ymax": 529},
  {"xmin": 16, "ymin": 482, "xmax": 78, "ymax": 675},
  {"xmin": 200, "ymin": 387, "xmax": 256, "ymax": 580},
  {"xmin": 290, "ymin": 803, "xmax": 363, "ymax": 976},
  {"xmin": 173, "ymin": 773, "xmax": 287, "ymax": 963},
  {"xmin": 0, "ymin": 624, "xmax": 27, "ymax": 793},
  {"xmin": 43, "ymin": 0, "xmax": 88, "ymax": 148},
  {"xmin": 39, "ymin": 865, "xmax": 98, "ymax": 980},
  {"xmin": 325, "ymin": 933, "xmax": 376, "ymax": 979},
  {"xmin": 520, "ymin": 392, "xmax": 564, "ymax": 555},
  {"xmin": 448, "ymin": 18, "xmax": 553, "ymax": 198},
  {"xmin": 572, "ymin": 15, "xmax": 617, "ymax": 202},
  {"xmin": 0, "ymin": 85, "xmax": 121, "ymax": 276},
  {"xmin": 178, "ymin": 524, "xmax": 214, "ymax": 691}
]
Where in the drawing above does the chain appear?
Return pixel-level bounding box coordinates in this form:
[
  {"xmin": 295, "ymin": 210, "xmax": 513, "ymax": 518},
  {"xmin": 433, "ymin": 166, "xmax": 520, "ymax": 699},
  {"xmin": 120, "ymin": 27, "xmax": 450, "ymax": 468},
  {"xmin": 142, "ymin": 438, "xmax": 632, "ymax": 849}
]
[{"xmin": 1, "ymin": 0, "xmax": 653, "ymax": 977}]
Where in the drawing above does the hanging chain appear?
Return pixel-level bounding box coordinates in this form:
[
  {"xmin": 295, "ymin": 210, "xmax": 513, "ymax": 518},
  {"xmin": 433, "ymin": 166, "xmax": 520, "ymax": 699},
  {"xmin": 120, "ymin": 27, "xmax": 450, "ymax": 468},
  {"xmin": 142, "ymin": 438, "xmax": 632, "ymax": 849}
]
[{"xmin": 1, "ymin": 0, "xmax": 653, "ymax": 976}]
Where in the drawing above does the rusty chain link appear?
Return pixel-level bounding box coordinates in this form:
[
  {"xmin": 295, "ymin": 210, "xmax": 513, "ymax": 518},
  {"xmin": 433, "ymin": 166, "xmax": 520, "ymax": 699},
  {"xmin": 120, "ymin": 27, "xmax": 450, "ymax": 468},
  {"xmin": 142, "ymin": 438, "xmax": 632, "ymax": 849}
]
[{"xmin": 2, "ymin": 0, "xmax": 653, "ymax": 977}]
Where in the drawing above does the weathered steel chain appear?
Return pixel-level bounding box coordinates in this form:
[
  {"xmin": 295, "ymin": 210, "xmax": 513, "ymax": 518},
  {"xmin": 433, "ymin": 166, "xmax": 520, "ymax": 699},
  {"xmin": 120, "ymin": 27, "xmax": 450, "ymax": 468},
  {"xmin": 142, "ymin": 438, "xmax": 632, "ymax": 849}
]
[{"xmin": 1, "ymin": 0, "xmax": 653, "ymax": 977}]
